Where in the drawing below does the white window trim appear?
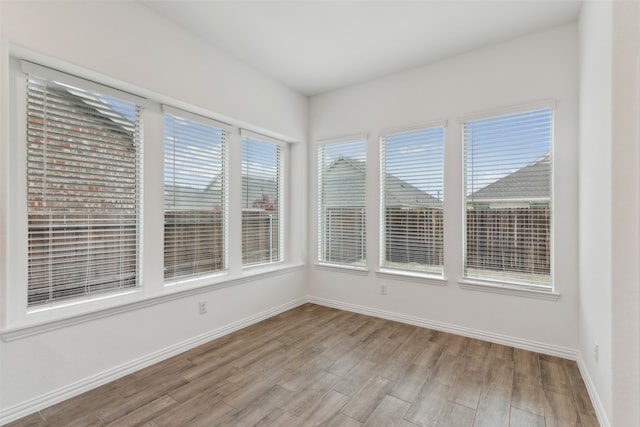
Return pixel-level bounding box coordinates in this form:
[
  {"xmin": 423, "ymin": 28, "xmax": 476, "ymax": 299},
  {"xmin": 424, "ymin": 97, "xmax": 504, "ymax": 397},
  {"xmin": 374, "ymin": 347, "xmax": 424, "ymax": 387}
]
[
  {"xmin": 314, "ymin": 262, "xmax": 370, "ymax": 275},
  {"xmin": 458, "ymin": 99, "xmax": 557, "ymax": 124},
  {"xmin": 375, "ymin": 269, "xmax": 447, "ymax": 286},
  {"xmin": 239, "ymin": 128, "xmax": 289, "ymax": 269},
  {"xmin": 316, "ymin": 133, "xmax": 369, "ymax": 147},
  {"xmin": 163, "ymin": 106, "xmax": 230, "ymax": 284},
  {"xmin": 21, "ymin": 60, "xmax": 150, "ymax": 108},
  {"xmin": 162, "ymin": 104, "xmax": 234, "ymax": 132},
  {"xmin": 379, "ymin": 119, "xmax": 448, "ymax": 138},
  {"xmin": 461, "ymin": 100, "xmax": 557, "ymax": 293},
  {"xmin": 458, "ymin": 277, "xmax": 560, "ymax": 300},
  {"xmin": 379, "ymin": 120, "xmax": 447, "ymax": 277},
  {"xmin": 316, "ymin": 135, "xmax": 369, "ymax": 268},
  {"xmin": 7, "ymin": 58, "xmax": 150, "ymax": 327}
]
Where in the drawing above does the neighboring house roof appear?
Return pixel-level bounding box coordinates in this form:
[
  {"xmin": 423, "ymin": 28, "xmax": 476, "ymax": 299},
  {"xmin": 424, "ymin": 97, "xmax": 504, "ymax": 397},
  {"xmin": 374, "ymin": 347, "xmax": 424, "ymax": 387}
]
[
  {"xmin": 322, "ymin": 157, "xmax": 441, "ymax": 208},
  {"xmin": 169, "ymin": 155, "xmax": 439, "ymax": 210},
  {"xmin": 470, "ymin": 154, "xmax": 550, "ymax": 202},
  {"xmin": 385, "ymin": 174, "xmax": 441, "ymax": 208},
  {"xmin": 322, "ymin": 157, "xmax": 367, "ymax": 208},
  {"xmin": 58, "ymin": 85, "xmax": 136, "ymax": 139},
  {"xmin": 164, "ymin": 185, "xmax": 222, "ymax": 210},
  {"xmin": 166, "ymin": 175, "xmax": 278, "ymax": 210}
]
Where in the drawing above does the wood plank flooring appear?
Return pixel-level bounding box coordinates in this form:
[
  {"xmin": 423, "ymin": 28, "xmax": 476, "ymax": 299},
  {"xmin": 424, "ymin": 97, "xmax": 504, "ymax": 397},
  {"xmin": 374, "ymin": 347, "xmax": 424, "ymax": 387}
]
[{"xmin": 6, "ymin": 304, "xmax": 599, "ymax": 427}]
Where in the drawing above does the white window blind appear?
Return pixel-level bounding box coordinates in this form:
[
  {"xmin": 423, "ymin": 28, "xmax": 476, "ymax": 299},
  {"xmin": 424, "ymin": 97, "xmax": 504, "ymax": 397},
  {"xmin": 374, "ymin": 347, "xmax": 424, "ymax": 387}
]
[
  {"xmin": 26, "ymin": 75, "xmax": 142, "ymax": 306},
  {"xmin": 164, "ymin": 111, "xmax": 227, "ymax": 281},
  {"xmin": 318, "ymin": 138, "xmax": 367, "ymax": 266},
  {"xmin": 241, "ymin": 135, "xmax": 282, "ymax": 266},
  {"xmin": 381, "ymin": 126, "xmax": 444, "ymax": 274},
  {"xmin": 464, "ymin": 107, "xmax": 552, "ymax": 287}
]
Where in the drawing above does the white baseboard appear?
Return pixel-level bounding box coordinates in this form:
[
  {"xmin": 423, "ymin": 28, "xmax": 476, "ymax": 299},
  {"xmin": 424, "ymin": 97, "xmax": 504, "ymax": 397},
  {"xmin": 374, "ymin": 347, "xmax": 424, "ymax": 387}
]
[
  {"xmin": 0, "ymin": 297, "xmax": 307, "ymax": 426},
  {"xmin": 576, "ymin": 352, "xmax": 610, "ymax": 427},
  {"xmin": 308, "ymin": 296, "xmax": 577, "ymax": 360}
]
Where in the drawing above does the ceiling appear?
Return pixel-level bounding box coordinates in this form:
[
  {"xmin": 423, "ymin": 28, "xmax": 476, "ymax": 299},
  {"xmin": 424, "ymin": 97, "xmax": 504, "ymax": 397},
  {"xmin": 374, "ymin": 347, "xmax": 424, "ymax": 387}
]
[{"xmin": 142, "ymin": 0, "xmax": 582, "ymax": 96}]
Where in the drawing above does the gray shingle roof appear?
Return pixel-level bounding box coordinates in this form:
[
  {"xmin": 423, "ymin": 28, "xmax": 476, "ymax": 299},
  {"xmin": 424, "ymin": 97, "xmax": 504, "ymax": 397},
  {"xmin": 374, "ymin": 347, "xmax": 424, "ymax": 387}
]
[
  {"xmin": 168, "ymin": 155, "xmax": 446, "ymax": 210},
  {"xmin": 322, "ymin": 157, "xmax": 367, "ymax": 207},
  {"xmin": 166, "ymin": 175, "xmax": 278, "ymax": 210},
  {"xmin": 385, "ymin": 174, "xmax": 441, "ymax": 208},
  {"xmin": 322, "ymin": 157, "xmax": 440, "ymax": 208},
  {"xmin": 470, "ymin": 154, "xmax": 550, "ymax": 202}
]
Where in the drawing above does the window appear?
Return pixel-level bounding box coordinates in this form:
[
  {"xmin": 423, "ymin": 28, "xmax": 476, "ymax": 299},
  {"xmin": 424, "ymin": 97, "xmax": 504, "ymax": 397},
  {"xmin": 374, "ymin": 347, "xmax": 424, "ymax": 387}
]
[
  {"xmin": 318, "ymin": 138, "xmax": 367, "ymax": 266},
  {"xmin": 241, "ymin": 133, "xmax": 282, "ymax": 266},
  {"xmin": 164, "ymin": 108, "xmax": 228, "ymax": 282},
  {"xmin": 381, "ymin": 126, "xmax": 444, "ymax": 274},
  {"xmin": 26, "ymin": 70, "xmax": 142, "ymax": 306},
  {"xmin": 8, "ymin": 58, "xmax": 301, "ymax": 330},
  {"xmin": 464, "ymin": 107, "xmax": 552, "ymax": 287}
]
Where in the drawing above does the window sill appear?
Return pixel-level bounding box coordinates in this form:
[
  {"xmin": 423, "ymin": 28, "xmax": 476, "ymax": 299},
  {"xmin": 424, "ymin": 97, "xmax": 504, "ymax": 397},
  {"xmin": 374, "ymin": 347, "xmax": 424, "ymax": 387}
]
[
  {"xmin": 241, "ymin": 260, "xmax": 285, "ymax": 272},
  {"xmin": 314, "ymin": 263, "xmax": 369, "ymax": 276},
  {"xmin": 1, "ymin": 263, "xmax": 305, "ymax": 342},
  {"xmin": 375, "ymin": 269, "xmax": 447, "ymax": 286},
  {"xmin": 458, "ymin": 278, "xmax": 560, "ymax": 300}
]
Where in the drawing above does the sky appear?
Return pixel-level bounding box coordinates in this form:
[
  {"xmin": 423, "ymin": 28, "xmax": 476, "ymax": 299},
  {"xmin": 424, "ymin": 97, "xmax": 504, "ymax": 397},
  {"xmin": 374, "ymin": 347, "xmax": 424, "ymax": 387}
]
[
  {"xmin": 148, "ymin": 101, "xmax": 549, "ymax": 202},
  {"xmin": 319, "ymin": 108, "xmax": 550, "ymax": 200}
]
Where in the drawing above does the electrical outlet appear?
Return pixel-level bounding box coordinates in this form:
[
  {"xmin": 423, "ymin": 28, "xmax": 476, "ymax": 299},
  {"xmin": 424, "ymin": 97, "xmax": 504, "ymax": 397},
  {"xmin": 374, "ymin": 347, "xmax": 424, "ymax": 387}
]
[
  {"xmin": 593, "ymin": 341, "xmax": 599, "ymax": 363},
  {"xmin": 380, "ymin": 284, "xmax": 388, "ymax": 295},
  {"xmin": 199, "ymin": 300, "xmax": 207, "ymax": 315}
]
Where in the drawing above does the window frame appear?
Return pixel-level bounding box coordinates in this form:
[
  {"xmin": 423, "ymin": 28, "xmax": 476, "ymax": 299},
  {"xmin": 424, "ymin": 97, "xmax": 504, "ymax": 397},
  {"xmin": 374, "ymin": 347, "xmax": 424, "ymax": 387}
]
[
  {"xmin": 316, "ymin": 135, "xmax": 368, "ymax": 269},
  {"xmin": 379, "ymin": 122, "xmax": 446, "ymax": 278},
  {"xmin": 240, "ymin": 130, "xmax": 287, "ymax": 269},
  {"xmin": 163, "ymin": 105, "xmax": 232, "ymax": 285},
  {"xmin": 460, "ymin": 101, "xmax": 556, "ymax": 293},
  {"xmin": 3, "ymin": 57, "xmax": 300, "ymax": 332},
  {"xmin": 6, "ymin": 60, "xmax": 150, "ymax": 326},
  {"xmin": 25, "ymin": 71, "xmax": 143, "ymax": 307}
]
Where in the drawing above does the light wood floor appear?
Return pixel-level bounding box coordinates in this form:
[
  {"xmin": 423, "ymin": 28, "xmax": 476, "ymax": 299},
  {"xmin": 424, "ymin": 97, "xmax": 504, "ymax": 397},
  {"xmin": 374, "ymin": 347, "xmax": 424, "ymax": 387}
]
[{"xmin": 6, "ymin": 303, "xmax": 599, "ymax": 427}]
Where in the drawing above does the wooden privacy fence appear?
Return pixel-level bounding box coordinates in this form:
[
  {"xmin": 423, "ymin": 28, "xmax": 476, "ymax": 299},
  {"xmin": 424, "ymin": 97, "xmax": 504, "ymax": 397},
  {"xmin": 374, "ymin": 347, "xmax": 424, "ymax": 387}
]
[
  {"xmin": 384, "ymin": 207, "xmax": 443, "ymax": 267},
  {"xmin": 466, "ymin": 207, "xmax": 551, "ymax": 276},
  {"xmin": 29, "ymin": 206, "xmax": 550, "ymax": 305},
  {"xmin": 323, "ymin": 205, "xmax": 550, "ymax": 276},
  {"xmin": 164, "ymin": 210, "xmax": 224, "ymax": 280},
  {"xmin": 165, "ymin": 209, "xmax": 279, "ymax": 275},
  {"xmin": 28, "ymin": 213, "xmax": 137, "ymax": 306},
  {"xmin": 242, "ymin": 210, "xmax": 279, "ymax": 265},
  {"xmin": 29, "ymin": 209, "xmax": 280, "ymax": 305},
  {"xmin": 323, "ymin": 208, "xmax": 366, "ymax": 264}
]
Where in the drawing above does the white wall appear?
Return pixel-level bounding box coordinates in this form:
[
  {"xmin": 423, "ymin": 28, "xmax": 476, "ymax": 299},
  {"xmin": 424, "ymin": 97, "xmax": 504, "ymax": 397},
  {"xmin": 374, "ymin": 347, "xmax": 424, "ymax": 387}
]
[
  {"xmin": 578, "ymin": 0, "xmax": 613, "ymax": 422},
  {"xmin": 0, "ymin": 1, "xmax": 307, "ymax": 422},
  {"xmin": 579, "ymin": 2, "xmax": 640, "ymax": 425},
  {"xmin": 0, "ymin": 1, "xmax": 307, "ymax": 142},
  {"xmin": 308, "ymin": 24, "xmax": 579, "ymax": 352},
  {"xmin": 610, "ymin": 2, "xmax": 640, "ymax": 426}
]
